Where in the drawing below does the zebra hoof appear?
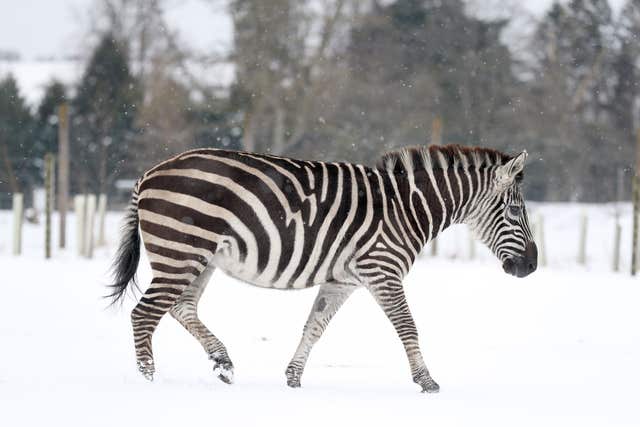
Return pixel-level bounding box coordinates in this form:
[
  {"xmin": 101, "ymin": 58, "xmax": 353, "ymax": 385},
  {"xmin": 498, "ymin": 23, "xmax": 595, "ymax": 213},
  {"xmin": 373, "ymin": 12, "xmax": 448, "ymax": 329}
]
[
  {"xmin": 213, "ymin": 361, "xmax": 234, "ymax": 384},
  {"xmin": 287, "ymin": 379, "xmax": 301, "ymax": 388},
  {"xmin": 285, "ymin": 366, "xmax": 301, "ymax": 388},
  {"xmin": 419, "ymin": 378, "xmax": 440, "ymax": 393},
  {"xmin": 137, "ymin": 360, "xmax": 155, "ymax": 382},
  {"xmin": 286, "ymin": 376, "xmax": 301, "ymax": 388}
]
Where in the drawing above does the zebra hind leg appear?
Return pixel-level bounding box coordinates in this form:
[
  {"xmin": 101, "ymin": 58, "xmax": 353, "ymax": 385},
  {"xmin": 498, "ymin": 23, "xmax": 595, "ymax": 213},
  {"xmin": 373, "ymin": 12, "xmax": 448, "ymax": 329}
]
[
  {"xmin": 169, "ymin": 264, "xmax": 234, "ymax": 384},
  {"xmin": 131, "ymin": 277, "xmax": 190, "ymax": 381},
  {"xmin": 131, "ymin": 246, "xmax": 214, "ymax": 381},
  {"xmin": 285, "ymin": 283, "xmax": 355, "ymax": 388}
]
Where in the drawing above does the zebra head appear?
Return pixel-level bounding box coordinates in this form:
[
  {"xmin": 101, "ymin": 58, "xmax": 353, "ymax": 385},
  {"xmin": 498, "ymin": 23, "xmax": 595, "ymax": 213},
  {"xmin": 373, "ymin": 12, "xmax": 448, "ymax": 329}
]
[{"xmin": 469, "ymin": 151, "xmax": 538, "ymax": 278}]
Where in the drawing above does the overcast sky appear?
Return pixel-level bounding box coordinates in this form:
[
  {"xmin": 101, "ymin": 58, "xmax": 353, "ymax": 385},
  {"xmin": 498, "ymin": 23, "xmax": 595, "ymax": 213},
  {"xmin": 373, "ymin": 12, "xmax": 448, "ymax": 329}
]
[
  {"xmin": 0, "ymin": 0, "xmax": 627, "ymax": 61},
  {"xmin": 0, "ymin": 0, "xmax": 232, "ymax": 60}
]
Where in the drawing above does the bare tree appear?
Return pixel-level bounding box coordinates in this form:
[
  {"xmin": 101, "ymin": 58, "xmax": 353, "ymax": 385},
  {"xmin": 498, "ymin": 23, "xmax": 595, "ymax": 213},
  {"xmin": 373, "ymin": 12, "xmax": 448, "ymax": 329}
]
[{"xmin": 228, "ymin": 0, "xmax": 352, "ymax": 154}]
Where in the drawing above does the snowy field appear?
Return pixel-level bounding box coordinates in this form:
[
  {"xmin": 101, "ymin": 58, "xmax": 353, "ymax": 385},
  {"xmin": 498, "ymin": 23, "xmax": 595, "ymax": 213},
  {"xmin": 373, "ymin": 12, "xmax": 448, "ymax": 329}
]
[{"xmin": 1, "ymin": 204, "xmax": 639, "ymax": 426}]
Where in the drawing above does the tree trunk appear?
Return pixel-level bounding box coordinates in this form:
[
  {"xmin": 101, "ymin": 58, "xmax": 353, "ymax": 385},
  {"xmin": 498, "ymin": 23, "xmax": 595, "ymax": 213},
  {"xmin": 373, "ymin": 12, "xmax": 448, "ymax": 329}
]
[
  {"xmin": 242, "ymin": 107, "xmax": 257, "ymax": 152},
  {"xmin": 0, "ymin": 137, "xmax": 19, "ymax": 193},
  {"xmin": 272, "ymin": 104, "xmax": 286, "ymax": 155},
  {"xmin": 98, "ymin": 138, "xmax": 108, "ymax": 195}
]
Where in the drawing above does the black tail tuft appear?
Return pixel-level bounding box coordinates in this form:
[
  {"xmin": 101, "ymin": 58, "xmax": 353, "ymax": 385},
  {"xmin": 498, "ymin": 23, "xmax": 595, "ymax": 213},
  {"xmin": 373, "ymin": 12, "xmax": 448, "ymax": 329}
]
[{"xmin": 106, "ymin": 187, "xmax": 141, "ymax": 306}]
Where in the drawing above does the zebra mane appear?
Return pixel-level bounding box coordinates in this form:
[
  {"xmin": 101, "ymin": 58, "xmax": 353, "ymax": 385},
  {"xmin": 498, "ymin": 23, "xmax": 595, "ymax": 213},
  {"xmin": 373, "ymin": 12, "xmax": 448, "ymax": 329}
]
[{"xmin": 376, "ymin": 144, "xmax": 512, "ymax": 175}]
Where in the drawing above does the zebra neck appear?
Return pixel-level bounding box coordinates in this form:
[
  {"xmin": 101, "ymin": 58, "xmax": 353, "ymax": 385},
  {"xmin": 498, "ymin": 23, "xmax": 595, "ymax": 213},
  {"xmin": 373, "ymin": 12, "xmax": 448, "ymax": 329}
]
[{"xmin": 384, "ymin": 167, "xmax": 460, "ymax": 248}]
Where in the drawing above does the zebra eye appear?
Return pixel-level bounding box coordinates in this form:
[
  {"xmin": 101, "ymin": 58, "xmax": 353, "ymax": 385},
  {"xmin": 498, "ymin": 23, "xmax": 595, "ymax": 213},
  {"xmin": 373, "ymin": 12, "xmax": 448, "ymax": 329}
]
[{"xmin": 508, "ymin": 205, "xmax": 522, "ymax": 217}]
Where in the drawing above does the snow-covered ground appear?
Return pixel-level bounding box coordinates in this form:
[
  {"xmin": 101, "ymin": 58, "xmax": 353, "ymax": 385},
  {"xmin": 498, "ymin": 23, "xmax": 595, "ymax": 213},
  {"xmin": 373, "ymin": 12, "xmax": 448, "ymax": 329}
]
[{"xmin": 1, "ymin": 204, "xmax": 639, "ymax": 426}]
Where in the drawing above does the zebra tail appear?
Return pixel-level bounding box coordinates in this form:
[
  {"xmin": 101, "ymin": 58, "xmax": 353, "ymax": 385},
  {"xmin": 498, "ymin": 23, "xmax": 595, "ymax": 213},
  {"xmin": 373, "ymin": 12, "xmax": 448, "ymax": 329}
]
[{"xmin": 106, "ymin": 181, "xmax": 141, "ymax": 306}]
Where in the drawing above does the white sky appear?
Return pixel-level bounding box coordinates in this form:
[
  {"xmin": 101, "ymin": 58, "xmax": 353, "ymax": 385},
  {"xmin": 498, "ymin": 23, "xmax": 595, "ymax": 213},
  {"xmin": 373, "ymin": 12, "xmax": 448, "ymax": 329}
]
[
  {"xmin": 0, "ymin": 0, "xmax": 627, "ymax": 60},
  {"xmin": 0, "ymin": 0, "xmax": 233, "ymax": 60}
]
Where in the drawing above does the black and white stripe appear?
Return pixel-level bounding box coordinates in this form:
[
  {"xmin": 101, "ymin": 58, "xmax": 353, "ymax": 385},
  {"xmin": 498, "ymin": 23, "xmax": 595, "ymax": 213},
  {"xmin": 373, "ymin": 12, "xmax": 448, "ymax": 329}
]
[{"xmin": 110, "ymin": 144, "xmax": 537, "ymax": 391}]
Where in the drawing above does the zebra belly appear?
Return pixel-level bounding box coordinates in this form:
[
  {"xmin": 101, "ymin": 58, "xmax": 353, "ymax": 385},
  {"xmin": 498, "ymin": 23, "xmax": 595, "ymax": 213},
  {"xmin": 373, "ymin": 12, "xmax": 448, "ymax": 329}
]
[
  {"xmin": 210, "ymin": 251, "xmax": 284, "ymax": 289},
  {"xmin": 210, "ymin": 249, "xmax": 361, "ymax": 289}
]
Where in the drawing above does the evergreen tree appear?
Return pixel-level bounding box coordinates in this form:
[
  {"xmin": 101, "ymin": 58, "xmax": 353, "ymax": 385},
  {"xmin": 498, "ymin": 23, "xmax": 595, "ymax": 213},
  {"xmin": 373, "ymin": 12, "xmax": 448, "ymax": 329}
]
[
  {"xmin": 528, "ymin": 0, "xmax": 620, "ymax": 201},
  {"xmin": 0, "ymin": 75, "xmax": 34, "ymax": 200},
  {"xmin": 72, "ymin": 33, "xmax": 140, "ymax": 195},
  {"xmin": 346, "ymin": 0, "xmax": 515, "ymax": 149},
  {"xmin": 613, "ymin": 0, "xmax": 640, "ymax": 140},
  {"xmin": 33, "ymin": 81, "xmax": 67, "ymax": 171}
]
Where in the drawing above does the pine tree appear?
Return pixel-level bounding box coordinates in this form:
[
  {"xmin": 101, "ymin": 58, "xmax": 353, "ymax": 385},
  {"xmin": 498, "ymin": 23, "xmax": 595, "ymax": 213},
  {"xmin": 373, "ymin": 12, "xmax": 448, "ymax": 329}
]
[
  {"xmin": 528, "ymin": 0, "xmax": 619, "ymax": 201},
  {"xmin": 613, "ymin": 0, "xmax": 640, "ymax": 139},
  {"xmin": 33, "ymin": 81, "xmax": 67, "ymax": 166},
  {"xmin": 72, "ymin": 33, "xmax": 140, "ymax": 195},
  {"xmin": 347, "ymin": 0, "xmax": 515, "ymax": 147},
  {"xmin": 0, "ymin": 75, "xmax": 34, "ymax": 199}
]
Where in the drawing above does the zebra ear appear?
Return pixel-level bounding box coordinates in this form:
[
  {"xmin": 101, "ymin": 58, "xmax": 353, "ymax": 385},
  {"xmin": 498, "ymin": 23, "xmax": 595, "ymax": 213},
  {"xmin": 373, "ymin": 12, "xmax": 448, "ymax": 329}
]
[{"xmin": 495, "ymin": 151, "xmax": 527, "ymax": 189}]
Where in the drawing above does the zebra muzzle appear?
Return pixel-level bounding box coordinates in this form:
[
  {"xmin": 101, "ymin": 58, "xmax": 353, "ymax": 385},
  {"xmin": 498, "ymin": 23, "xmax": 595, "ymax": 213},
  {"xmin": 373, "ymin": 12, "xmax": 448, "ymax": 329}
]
[{"xmin": 502, "ymin": 241, "xmax": 538, "ymax": 278}]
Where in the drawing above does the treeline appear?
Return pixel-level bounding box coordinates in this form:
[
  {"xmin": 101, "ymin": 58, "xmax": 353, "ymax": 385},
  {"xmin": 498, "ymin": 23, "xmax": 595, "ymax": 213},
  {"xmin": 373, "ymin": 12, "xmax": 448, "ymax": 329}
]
[{"xmin": 1, "ymin": 0, "xmax": 639, "ymax": 204}]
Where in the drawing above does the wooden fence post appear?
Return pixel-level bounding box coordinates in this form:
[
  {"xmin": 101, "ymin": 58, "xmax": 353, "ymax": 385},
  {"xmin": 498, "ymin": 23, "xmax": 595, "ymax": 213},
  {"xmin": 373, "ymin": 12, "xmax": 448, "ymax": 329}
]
[
  {"xmin": 613, "ymin": 168, "xmax": 624, "ymax": 272},
  {"xmin": 536, "ymin": 214, "xmax": 547, "ymax": 267},
  {"xmin": 97, "ymin": 193, "xmax": 107, "ymax": 246},
  {"xmin": 613, "ymin": 221, "xmax": 622, "ymax": 272},
  {"xmin": 58, "ymin": 103, "xmax": 70, "ymax": 249},
  {"xmin": 633, "ymin": 177, "xmax": 640, "ymax": 275},
  {"xmin": 75, "ymin": 195, "xmax": 86, "ymax": 256},
  {"xmin": 12, "ymin": 193, "xmax": 23, "ymax": 255},
  {"xmin": 632, "ymin": 129, "xmax": 640, "ymax": 275},
  {"xmin": 85, "ymin": 194, "xmax": 96, "ymax": 259},
  {"xmin": 430, "ymin": 238, "xmax": 438, "ymax": 257},
  {"xmin": 44, "ymin": 153, "xmax": 54, "ymax": 259},
  {"xmin": 429, "ymin": 116, "xmax": 442, "ymax": 258},
  {"xmin": 431, "ymin": 116, "xmax": 442, "ymax": 145},
  {"xmin": 577, "ymin": 211, "xmax": 587, "ymax": 266}
]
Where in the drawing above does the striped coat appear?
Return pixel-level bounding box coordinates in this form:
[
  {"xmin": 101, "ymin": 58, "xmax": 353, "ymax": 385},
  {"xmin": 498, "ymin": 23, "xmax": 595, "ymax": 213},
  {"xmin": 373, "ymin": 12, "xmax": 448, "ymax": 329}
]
[{"xmin": 110, "ymin": 144, "xmax": 537, "ymax": 392}]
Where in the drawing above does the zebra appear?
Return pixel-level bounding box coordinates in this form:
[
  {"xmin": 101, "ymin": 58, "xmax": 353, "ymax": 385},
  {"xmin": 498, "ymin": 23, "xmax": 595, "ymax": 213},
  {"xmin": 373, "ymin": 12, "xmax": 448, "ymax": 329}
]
[{"xmin": 109, "ymin": 144, "xmax": 537, "ymax": 393}]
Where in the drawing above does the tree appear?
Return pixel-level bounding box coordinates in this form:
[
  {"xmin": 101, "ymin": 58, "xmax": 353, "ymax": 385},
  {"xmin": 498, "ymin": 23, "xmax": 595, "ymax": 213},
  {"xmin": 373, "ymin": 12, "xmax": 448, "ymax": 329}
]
[
  {"xmin": 132, "ymin": 58, "xmax": 199, "ymax": 173},
  {"xmin": 345, "ymin": 0, "xmax": 517, "ymax": 155},
  {"xmin": 72, "ymin": 33, "xmax": 140, "ymax": 195},
  {"xmin": 33, "ymin": 81, "xmax": 67, "ymax": 162},
  {"xmin": 526, "ymin": 0, "xmax": 620, "ymax": 201},
  {"xmin": 0, "ymin": 75, "xmax": 34, "ymax": 197},
  {"xmin": 229, "ymin": 0, "xmax": 350, "ymax": 154},
  {"xmin": 86, "ymin": 0, "xmax": 173, "ymax": 84},
  {"xmin": 612, "ymin": 0, "xmax": 640, "ymax": 141}
]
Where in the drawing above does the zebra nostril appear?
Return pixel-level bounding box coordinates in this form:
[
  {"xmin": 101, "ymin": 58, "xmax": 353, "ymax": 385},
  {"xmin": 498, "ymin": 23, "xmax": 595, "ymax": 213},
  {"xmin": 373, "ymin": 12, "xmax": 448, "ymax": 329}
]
[
  {"xmin": 503, "ymin": 258, "xmax": 516, "ymax": 275},
  {"xmin": 528, "ymin": 262, "xmax": 536, "ymax": 272}
]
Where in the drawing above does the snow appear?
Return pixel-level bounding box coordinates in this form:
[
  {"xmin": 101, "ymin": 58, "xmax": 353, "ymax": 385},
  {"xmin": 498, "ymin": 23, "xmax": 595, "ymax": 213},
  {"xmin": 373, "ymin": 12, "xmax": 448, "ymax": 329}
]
[{"xmin": 1, "ymin": 204, "xmax": 639, "ymax": 426}]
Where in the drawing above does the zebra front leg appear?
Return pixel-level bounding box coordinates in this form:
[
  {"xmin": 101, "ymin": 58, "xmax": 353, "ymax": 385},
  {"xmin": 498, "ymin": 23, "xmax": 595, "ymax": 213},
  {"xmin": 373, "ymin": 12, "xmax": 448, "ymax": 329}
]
[
  {"xmin": 169, "ymin": 265, "xmax": 234, "ymax": 384},
  {"xmin": 368, "ymin": 282, "xmax": 439, "ymax": 393},
  {"xmin": 131, "ymin": 280, "xmax": 186, "ymax": 381},
  {"xmin": 286, "ymin": 284, "xmax": 355, "ymax": 388}
]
